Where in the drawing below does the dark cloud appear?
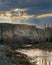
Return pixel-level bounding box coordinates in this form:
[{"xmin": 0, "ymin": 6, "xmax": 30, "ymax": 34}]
[
  {"xmin": 0, "ymin": 0, "xmax": 52, "ymax": 11},
  {"xmin": 0, "ymin": 0, "xmax": 52, "ymax": 17}
]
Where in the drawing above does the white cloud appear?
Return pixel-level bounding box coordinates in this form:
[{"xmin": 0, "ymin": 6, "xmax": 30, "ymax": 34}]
[
  {"xmin": 0, "ymin": 8, "xmax": 35, "ymax": 24},
  {"xmin": 36, "ymin": 13, "xmax": 52, "ymax": 18}
]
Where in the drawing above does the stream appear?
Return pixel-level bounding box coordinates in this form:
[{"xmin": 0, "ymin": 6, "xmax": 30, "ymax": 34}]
[
  {"xmin": 15, "ymin": 49, "xmax": 52, "ymax": 65},
  {"xmin": 0, "ymin": 45, "xmax": 52, "ymax": 65}
]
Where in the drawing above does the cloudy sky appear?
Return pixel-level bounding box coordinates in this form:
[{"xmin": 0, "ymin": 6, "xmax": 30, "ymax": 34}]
[{"xmin": 0, "ymin": 0, "xmax": 52, "ymax": 28}]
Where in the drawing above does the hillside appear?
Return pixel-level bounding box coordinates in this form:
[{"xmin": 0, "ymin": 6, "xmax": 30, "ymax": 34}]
[
  {"xmin": 0, "ymin": 23, "xmax": 37, "ymax": 39},
  {"xmin": 0, "ymin": 23, "xmax": 52, "ymax": 47}
]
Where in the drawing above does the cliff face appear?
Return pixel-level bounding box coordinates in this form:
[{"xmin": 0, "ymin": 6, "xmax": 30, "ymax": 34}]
[
  {"xmin": 0, "ymin": 23, "xmax": 52, "ymax": 45},
  {"xmin": 0, "ymin": 23, "xmax": 37, "ymax": 39}
]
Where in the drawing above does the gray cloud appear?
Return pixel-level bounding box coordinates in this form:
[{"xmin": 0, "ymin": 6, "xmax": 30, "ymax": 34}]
[{"xmin": 0, "ymin": 0, "xmax": 52, "ymax": 11}]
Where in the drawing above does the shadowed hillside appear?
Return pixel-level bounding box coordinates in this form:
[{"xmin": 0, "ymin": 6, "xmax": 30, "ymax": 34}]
[{"xmin": 0, "ymin": 23, "xmax": 52, "ymax": 48}]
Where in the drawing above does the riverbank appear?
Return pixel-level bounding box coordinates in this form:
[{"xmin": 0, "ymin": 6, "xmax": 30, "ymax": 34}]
[
  {"xmin": 6, "ymin": 49, "xmax": 32, "ymax": 65},
  {"xmin": 33, "ymin": 42, "xmax": 52, "ymax": 51},
  {"xmin": 15, "ymin": 42, "xmax": 52, "ymax": 51},
  {"xmin": 0, "ymin": 45, "xmax": 31, "ymax": 65},
  {"xmin": 0, "ymin": 45, "xmax": 21, "ymax": 65}
]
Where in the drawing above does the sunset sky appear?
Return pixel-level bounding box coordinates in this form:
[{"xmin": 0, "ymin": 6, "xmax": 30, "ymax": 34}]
[{"xmin": 0, "ymin": 0, "xmax": 52, "ymax": 28}]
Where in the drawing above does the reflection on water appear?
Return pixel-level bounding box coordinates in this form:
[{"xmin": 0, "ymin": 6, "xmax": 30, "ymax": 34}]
[
  {"xmin": 34, "ymin": 50, "xmax": 52, "ymax": 65},
  {"xmin": 16, "ymin": 49, "xmax": 52, "ymax": 65},
  {"xmin": 35, "ymin": 55, "xmax": 52, "ymax": 65}
]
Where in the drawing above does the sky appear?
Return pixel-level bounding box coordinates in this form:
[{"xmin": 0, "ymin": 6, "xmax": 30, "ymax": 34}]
[{"xmin": 0, "ymin": 0, "xmax": 52, "ymax": 28}]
